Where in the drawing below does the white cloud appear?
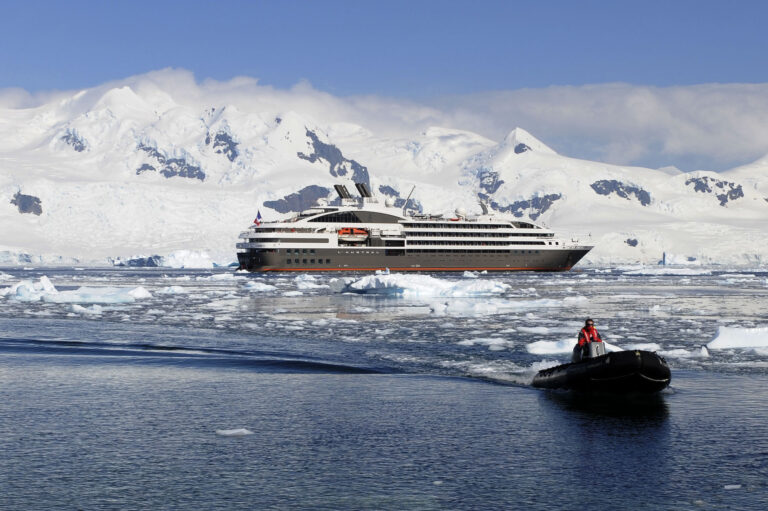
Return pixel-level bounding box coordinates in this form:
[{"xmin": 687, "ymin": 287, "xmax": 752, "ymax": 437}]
[
  {"xmin": 433, "ymin": 83, "xmax": 768, "ymax": 170},
  {"xmin": 2, "ymin": 69, "xmax": 767, "ymax": 171}
]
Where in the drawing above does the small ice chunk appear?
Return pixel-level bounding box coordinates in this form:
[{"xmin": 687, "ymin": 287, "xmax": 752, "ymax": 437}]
[
  {"xmin": 243, "ymin": 281, "xmax": 277, "ymax": 292},
  {"xmin": 458, "ymin": 337, "xmax": 514, "ymax": 351},
  {"xmin": 72, "ymin": 304, "xmax": 103, "ymax": 315},
  {"xmin": 283, "ymin": 291, "xmax": 303, "ymax": 297},
  {"xmin": 215, "ymin": 428, "xmax": 254, "ymax": 437},
  {"xmin": 196, "ymin": 273, "xmax": 243, "ymax": 281},
  {"xmin": 723, "ymin": 484, "xmax": 741, "ymax": 490},
  {"xmin": 517, "ymin": 326, "xmax": 550, "ymax": 335},
  {"xmin": 157, "ymin": 286, "xmax": 188, "ymax": 294},
  {"xmin": 526, "ymin": 339, "xmax": 622, "ymax": 355}
]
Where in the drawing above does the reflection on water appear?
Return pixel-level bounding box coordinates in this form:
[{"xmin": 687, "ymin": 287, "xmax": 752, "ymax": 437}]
[{"xmin": 540, "ymin": 389, "xmax": 670, "ymax": 420}]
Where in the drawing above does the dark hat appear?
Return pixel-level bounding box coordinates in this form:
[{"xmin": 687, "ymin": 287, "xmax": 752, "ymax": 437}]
[{"xmin": 585, "ymin": 318, "xmax": 594, "ymax": 325}]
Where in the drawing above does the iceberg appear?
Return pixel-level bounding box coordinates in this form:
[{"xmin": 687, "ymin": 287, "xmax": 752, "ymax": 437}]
[
  {"xmin": 0, "ymin": 276, "xmax": 152, "ymax": 304},
  {"xmin": 707, "ymin": 326, "xmax": 768, "ymax": 349}
]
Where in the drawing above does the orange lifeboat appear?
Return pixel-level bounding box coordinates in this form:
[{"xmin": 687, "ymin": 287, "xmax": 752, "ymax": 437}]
[{"xmin": 338, "ymin": 227, "xmax": 369, "ymax": 243}]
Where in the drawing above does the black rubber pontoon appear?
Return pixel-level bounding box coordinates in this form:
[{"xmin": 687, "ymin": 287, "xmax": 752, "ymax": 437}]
[{"xmin": 532, "ymin": 350, "xmax": 671, "ymax": 394}]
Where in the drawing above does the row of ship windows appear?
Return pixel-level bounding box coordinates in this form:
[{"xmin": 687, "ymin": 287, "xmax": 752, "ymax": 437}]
[
  {"xmin": 267, "ymin": 250, "xmax": 544, "ymax": 259},
  {"xmin": 404, "ymin": 232, "xmax": 554, "ymax": 238},
  {"xmin": 401, "ymin": 223, "xmax": 536, "ymax": 229},
  {"xmin": 408, "ymin": 240, "xmax": 549, "ymax": 246}
]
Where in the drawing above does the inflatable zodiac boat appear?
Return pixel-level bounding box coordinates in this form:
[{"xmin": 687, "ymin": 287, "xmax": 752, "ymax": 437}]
[{"xmin": 532, "ymin": 342, "xmax": 671, "ymax": 393}]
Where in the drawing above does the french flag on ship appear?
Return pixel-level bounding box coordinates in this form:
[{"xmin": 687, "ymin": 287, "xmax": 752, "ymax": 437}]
[{"xmin": 254, "ymin": 210, "xmax": 262, "ymax": 226}]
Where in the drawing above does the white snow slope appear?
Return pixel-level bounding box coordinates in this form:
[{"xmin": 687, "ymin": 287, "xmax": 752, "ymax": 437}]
[{"xmin": 1, "ymin": 72, "xmax": 767, "ymax": 266}]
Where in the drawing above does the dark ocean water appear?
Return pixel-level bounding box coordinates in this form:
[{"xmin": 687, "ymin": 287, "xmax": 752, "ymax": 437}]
[{"xmin": 1, "ymin": 267, "xmax": 767, "ymax": 509}]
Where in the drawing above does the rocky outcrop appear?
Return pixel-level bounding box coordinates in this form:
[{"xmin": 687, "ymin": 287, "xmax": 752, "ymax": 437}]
[
  {"xmin": 481, "ymin": 193, "xmax": 562, "ymax": 220},
  {"xmin": 11, "ymin": 191, "xmax": 42, "ymax": 215},
  {"xmin": 297, "ymin": 130, "xmax": 370, "ymax": 187},
  {"xmin": 61, "ymin": 129, "xmax": 87, "ymax": 152},
  {"xmin": 514, "ymin": 143, "xmax": 531, "ymax": 154},
  {"xmin": 685, "ymin": 176, "xmax": 744, "ymax": 206},
  {"xmin": 474, "ymin": 168, "xmax": 505, "ymax": 195},
  {"xmin": 591, "ymin": 180, "xmax": 651, "ymax": 206},
  {"xmin": 136, "ymin": 143, "xmax": 205, "ymax": 181},
  {"xmin": 205, "ymin": 130, "xmax": 239, "ymax": 162},
  {"xmin": 264, "ymin": 185, "xmax": 331, "ymax": 213}
]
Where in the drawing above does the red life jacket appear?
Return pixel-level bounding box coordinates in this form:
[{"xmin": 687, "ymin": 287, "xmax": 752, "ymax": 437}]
[{"xmin": 578, "ymin": 326, "xmax": 602, "ymax": 346}]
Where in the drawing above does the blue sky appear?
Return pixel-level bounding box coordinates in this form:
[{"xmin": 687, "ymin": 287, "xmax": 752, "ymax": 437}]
[
  {"xmin": 2, "ymin": 0, "xmax": 768, "ymax": 171},
  {"xmin": 2, "ymin": 0, "xmax": 767, "ymax": 95}
]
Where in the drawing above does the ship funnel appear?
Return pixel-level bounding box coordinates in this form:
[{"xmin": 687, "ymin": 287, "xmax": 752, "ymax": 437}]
[
  {"xmin": 334, "ymin": 184, "xmax": 353, "ymax": 199},
  {"xmin": 355, "ymin": 182, "xmax": 372, "ymax": 198}
]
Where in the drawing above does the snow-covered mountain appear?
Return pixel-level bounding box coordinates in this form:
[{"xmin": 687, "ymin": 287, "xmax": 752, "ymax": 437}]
[{"xmin": 1, "ymin": 72, "xmax": 767, "ymax": 266}]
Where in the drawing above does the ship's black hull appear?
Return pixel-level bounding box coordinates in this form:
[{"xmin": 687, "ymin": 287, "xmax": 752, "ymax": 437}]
[
  {"xmin": 532, "ymin": 350, "xmax": 671, "ymax": 394},
  {"xmin": 237, "ymin": 247, "xmax": 591, "ymax": 272}
]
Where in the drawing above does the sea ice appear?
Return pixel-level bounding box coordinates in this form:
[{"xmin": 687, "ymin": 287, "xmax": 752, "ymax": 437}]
[
  {"xmin": 72, "ymin": 304, "xmax": 103, "ymax": 315},
  {"xmin": 707, "ymin": 326, "xmax": 768, "ymax": 349},
  {"xmin": 195, "ymin": 273, "xmax": 244, "ymax": 282},
  {"xmin": 338, "ymin": 273, "xmax": 509, "ymax": 297},
  {"xmin": 517, "ymin": 326, "xmax": 551, "ymax": 335},
  {"xmin": 526, "ymin": 339, "xmax": 622, "ymax": 355},
  {"xmin": 243, "ymin": 281, "xmax": 277, "ymax": 292},
  {"xmin": 622, "ymin": 267, "xmax": 712, "ymax": 276},
  {"xmin": 457, "ymin": 337, "xmax": 515, "ymax": 351},
  {"xmin": 157, "ymin": 285, "xmax": 188, "ymax": 294},
  {"xmin": 294, "ymin": 275, "xmax": 328, "ymax": 290}
]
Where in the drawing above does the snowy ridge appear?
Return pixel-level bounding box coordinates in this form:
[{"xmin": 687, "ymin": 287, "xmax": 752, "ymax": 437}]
[{"xmin": 1, "ymin": 71, "xmax": 768, "ymax": 266}]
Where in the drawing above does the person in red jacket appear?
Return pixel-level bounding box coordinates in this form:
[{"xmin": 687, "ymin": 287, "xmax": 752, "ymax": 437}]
[
  {"xmin": 578, "ymin": 318, "xmax": 602, "ymax": 346},
  {"xmin": 572, "ymin": 318, "xmax": 603, "ymax": 362}
]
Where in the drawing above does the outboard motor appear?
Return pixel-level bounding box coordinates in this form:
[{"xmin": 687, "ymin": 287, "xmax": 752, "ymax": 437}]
[
  {"xmin": 572, "ymin": 341, "xmax": 607, "ymax": 362},
  {"xmin": 586, "ymin": 342, "xmax": 606, "ymax": 358}
]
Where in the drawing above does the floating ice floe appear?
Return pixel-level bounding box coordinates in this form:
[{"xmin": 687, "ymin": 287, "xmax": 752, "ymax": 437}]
[
  {"xmin": 526, "ymin": 339, "xmax": 622, "ymax": 355},
  {"xmin": 157, "ymin": 285, "xmax": 188, "ymax": 294},
  {"xmin": 463, "ymin": 271, "xmax": 479, "ymax": 278},
  {"xmin": 707, "ymin": 326, "xmax": 768, "ymax": 350},
  {"xmin": 517, "ymin": 326, "xmax": 551, "ymax": 335},
  {"xmin": 0, "ymin": 276, "xmax": 152, "ymax": 304},
  {"xmin": 72, "ymin": 304, "xmax": 103, "ymax": 315},
  {"xmin": 621, "ymin": 267, "xmax": 712, "ymax": 276},
  {"xmin": 458, "ymin": 337, "xmax": 515, "ymax": 351},
  {"xmin": 337, "ymin": 273, "xmax": 510, "ymax": 297},
  {"xmin": 195, "ymin": 273, "xmax": 244, "ymax": 282},
  {"xmin": 294, "ymin": 274, "xmax": 328, "ymax": 290},
  {"xmin": 215, "ymin": 428, "xmax": 254, "ymax": 437},
  {"xmin": 243, "ymin": 281, "xmax": 277, "ymax": 292}
]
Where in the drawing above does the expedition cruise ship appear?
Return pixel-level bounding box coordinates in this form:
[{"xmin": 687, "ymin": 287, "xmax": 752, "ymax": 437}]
[{"xmin": 236, "ymin": 183, "xmax": 592, "ymax": 272}]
